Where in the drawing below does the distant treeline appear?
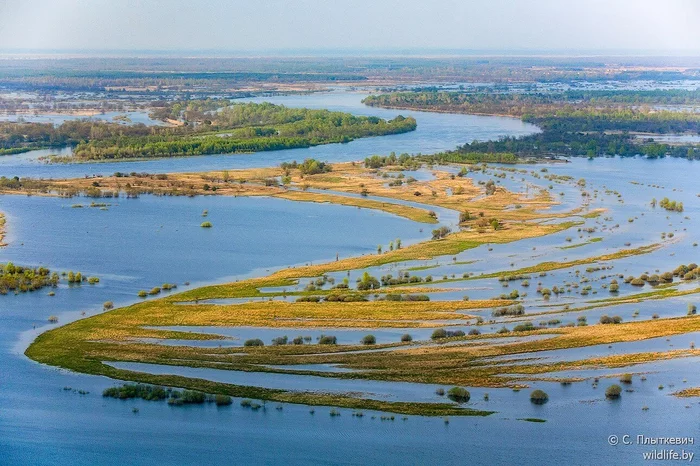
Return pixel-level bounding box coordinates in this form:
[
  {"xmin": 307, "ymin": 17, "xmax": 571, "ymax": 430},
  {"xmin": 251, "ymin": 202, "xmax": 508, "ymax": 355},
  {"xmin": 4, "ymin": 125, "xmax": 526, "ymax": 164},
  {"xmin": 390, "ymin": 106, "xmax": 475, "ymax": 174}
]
[
  {"xmin": 3, "ymin": 56, "xmax": 700, "ymax": 92},
  {"xmin": 364, "ymin": 91, "xmax": 700, "ymax": 160},
  {"xmin": 363, "ymin": 90, "xmax": 700, "ymax": 118},
  {"xmin": 457, "ymin": 131, "xmax": 699, "ymax": 159},
  {"xmin": 0, "ymin": 70, "xmax": 365, "ymax": 92},
  {"xmin": 0, "ymin": 102, "xmax": 416, "ymax": 160}
]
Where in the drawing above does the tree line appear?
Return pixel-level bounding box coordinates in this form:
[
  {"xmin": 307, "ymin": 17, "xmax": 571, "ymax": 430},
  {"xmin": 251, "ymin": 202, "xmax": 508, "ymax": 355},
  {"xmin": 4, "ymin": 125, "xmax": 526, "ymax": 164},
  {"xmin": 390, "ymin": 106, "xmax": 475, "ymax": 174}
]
[{"xmin": 0, "ymin": 102, "xmax": 416, "ymax": 160}]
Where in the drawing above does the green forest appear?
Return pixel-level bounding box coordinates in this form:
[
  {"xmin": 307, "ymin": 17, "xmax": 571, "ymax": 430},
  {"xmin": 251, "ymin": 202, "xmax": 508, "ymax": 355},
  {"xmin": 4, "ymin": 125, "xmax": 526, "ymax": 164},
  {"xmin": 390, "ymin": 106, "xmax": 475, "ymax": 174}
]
[
  {"xmin": 0, "ymin": 102, "xmax": 416, "ymax": 160},
  {"xmin": 364, "ymin": 91, "xmax": 700, "ymax": 160}
]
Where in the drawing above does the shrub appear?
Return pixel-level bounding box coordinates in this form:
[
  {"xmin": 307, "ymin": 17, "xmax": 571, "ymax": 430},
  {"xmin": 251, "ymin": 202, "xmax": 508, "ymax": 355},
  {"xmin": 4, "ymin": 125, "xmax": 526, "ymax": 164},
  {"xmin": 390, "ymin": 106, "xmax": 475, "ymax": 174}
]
[
  {"xmin": 447, "ymin": 387, "xmax": 470, "ymax": 403},
  {"xmin": 600, "ymin": 315, "xmax": 622, "ymax": 324},
  {"xmin": 137, "ymin": 290, "xmax": 148, "ymax": 298},
  {"xmin": 513, "ymin": 322, "xmax": 536, "ymax": 332},
  {"xmin": 103, "ymin": 301, "xmax": 114, "ymax": 310},
  {"xmin": 243, "ymin": 338, "xmax": 264, "ymax": 347},
  {"xmin": 318, "ymin": 335, "xmax": 337, "ymax": 345},
  {"xmin": 620, "ymin": 374, "xmax": 633, "ymax": 384},
  {"xmin": 361, "ymin": 334, "xmax": 376, "ymax": 345},
  {"xmin": 605, "ymin": 384, "xmax": 622, "ymax": 399},
  {"xmin": 102, "ymin": 384, "xmax": 168, "ymax": 401},
  {"xmin": 431, "ymin": 328, "xmax": 448, "ymax": 340},
  {"xmin": 400, "ymin": 334, "xmax": 413, "ymax": 342},
  {"xmin": 530, "ymin": 389, "xmax": 549, "ymax": 404},
  {"xmin": 296, "ymin": 296, "xmax": 321, "ymax": 303},
  {"xmin": 292, "ymin": 336, "xmax": 305, "ymax": 345},
  {"xmin": 180, "ymin": 390, "xmax": 206, "ymax": 404},
  {"xmin": 214, "ymin": 394, "xmax": 232, "ymax": 406},
  {"xmin": 431, "ymin": 226, "xmax": 451, "ymax": 240},
  {"xmin": 435, "ymin": 388, "xmax": 445, "ymax": 396},
  {"xmin": 271, "ymin": 336, "xmax": 288, "ymax": 346},
  {"xmin": 468, "ymin": 329, "xmax": 481, "ymax": 336},
  {"xmin": 201, "ymin": 221, "xmax": 213, "ymax": 228}
]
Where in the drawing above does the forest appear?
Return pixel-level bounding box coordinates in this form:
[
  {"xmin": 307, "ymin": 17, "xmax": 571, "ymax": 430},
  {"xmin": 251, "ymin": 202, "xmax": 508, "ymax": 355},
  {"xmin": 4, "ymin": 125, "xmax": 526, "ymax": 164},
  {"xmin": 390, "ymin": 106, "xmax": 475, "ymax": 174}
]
[
  {"xmin": 364, "ymin": 91, "xmax": 700, "ymax": 159},
  {"xmin": 0, "ymin": 102, "xmax": 416, "ymax": 160},
  {"xmin": 363, "ymin": 90, "xmax": 700, "ymax": 118}
]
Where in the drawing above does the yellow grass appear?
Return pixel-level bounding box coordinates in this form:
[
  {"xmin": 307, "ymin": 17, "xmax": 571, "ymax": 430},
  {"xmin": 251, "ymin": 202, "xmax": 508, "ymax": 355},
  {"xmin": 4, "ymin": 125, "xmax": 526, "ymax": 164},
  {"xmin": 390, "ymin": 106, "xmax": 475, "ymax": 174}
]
[{"xmin": 0, "ymin": 213, "xmax": 5, "ymax": 247}]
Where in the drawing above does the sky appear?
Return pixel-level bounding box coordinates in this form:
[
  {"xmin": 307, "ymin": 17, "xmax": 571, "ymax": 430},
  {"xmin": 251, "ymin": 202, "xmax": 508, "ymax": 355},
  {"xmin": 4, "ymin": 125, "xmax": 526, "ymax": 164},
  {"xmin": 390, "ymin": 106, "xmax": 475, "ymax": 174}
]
[{"xmin": 0, "ymin": 0, "xmax": 698, "ymax": 54}]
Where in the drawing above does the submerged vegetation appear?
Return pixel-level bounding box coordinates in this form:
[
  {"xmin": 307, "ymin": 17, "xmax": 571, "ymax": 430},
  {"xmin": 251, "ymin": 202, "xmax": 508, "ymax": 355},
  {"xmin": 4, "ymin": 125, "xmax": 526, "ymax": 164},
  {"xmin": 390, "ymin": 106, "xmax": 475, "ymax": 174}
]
[
  {"xmin": 0, "ymin": 262, "xmax": 59, "ymax": 294},
  {"xmin": 0, "ymin": 262, "xmax": 96, "ymax": 295}
]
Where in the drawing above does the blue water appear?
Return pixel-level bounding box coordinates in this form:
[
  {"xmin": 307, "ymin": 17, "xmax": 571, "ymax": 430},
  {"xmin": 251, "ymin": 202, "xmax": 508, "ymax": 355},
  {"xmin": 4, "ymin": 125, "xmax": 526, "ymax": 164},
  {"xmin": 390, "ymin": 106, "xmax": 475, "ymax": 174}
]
[
  {"xmin": 0, "ymin": 92, "xmax": 538, "ymax": 179},
  {"xmin": 1, "ymin": 92, "xmax": 700, "ymax": 465}
]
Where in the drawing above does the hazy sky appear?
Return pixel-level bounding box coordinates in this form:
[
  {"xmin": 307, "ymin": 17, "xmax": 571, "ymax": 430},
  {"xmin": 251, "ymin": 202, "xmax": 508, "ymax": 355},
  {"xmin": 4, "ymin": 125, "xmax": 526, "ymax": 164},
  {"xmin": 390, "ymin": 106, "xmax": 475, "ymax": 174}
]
[{"xmin": 0, "ymin": 0, "xmax": 698, "ymax": 53}]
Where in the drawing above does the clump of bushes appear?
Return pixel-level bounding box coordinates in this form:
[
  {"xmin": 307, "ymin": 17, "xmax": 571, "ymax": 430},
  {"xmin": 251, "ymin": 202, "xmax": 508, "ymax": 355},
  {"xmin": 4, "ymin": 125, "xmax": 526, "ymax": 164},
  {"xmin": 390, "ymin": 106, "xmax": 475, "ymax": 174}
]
[
  {"xmin": 600, "ymin": 315, "xmax": 623, "ymax": 325},
  {"xmin": 244, "ymin": 338, "xmax": 264, "ymax": 347},
  {"xmin": 361, "ymin": 334, "xmax": 376, "ymax": 345},
  {"xmin": 605, "ymin": 384, "xmax": 622, "ymax": 399},
  {"xmin": 447, "ymin": 387, "xmax": 470, "ymax": 403},
  {"xmin": 513, "ymin": 322, "xmax": 536, "ymax": 332},
  {"xmin": 384, "ymin": 293, "xmax": 430, "ymax": 302},
  {"xmin": 430, "ymin": 328, "xmax": 465, "ymax": 340},
  {"xmin": 271, "ymin": 336, "xmax": 288, "ymax": 346},
  {"xmin": 214, "ymin": 394, "xmax": 232, "ymax": 406},
  {"xmin": 103, "ymin": 384, "xmax": 168, "ymax": 401},
  {"xmin": 318, "ymin": 335, "xmax": 337, "ymax": 345},
  {"xmin": 324, "ymin": 293, "xmax": 368, "ymax": 302},
  {"xmin": 530, "ymin": 389, "xmax": 549, "ymax": 405},
  {"xmin": 0, "ymin": 262, "xmax": 60, "ymax": 294},
  {"xmin": 431, "ymin": 226, "xmax": 451, "ymax": 240}
]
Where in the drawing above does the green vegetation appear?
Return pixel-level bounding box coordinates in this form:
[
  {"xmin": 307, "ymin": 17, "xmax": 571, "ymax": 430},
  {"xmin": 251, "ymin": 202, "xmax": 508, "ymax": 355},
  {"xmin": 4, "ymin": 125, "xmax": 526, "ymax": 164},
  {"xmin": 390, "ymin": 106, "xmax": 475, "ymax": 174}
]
[
  {"xmin": 9, "ymin": 103, "xmax": 415, "ymax": 161},
  {"xmin": 447, "ymin": 387, "xmax": 470, "ymax": 403},
  {"xmin": 364, "ymin": 91, "xmax": 700, "ymax": 160},
  {"xmin": 0, "ymin": 262, "xmax": 59, "ymax": 294},
  {"xmin": 529, "ymin": 390, "xmax": 549, "ymax": 404},
  {"xmin": 657, "ymin": 197, "xmax": 684, "ymax": 212},
  {"xmin": 363, "ymin": 90, "xmax": 700, "ymax": 117},
  {"xmin": 361, "ymin": 334, "xmax": 377, "ymax": 345},
  {"xmin": 605, "ymin": 384, "xmax": 622, "ymax": 399},
  {"xmin": 244, "ymin": 339, "xmax": 265, "ymax": 347}
]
